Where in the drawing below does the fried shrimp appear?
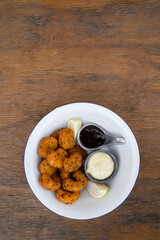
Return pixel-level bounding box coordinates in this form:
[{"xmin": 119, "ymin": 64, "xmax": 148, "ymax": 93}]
[
  {"xmin": 39, "ymin": 173, "xmax": 61, "ymax": 191},
  {"xmin": 46, "ymin": 148, "xmax": 68, "ymax": 169},
  {"xmin": 72, "ymin": 168, "xmax": 88, "ymax": 186},
  {"xmin": 60, "ymin": 168, "xmax": 71, "ymax": 179},
  {"xmin": 68, "ymin": 145, "xmax": 87, "ymax": 159},
  {"xmin": 63, "ymin": 177, "xmax": 86, "ymax": 192},
  {"xmin": 56, "ymin": 188, "xmax": 80, "ymax": 205},
  {"xmin": 39, "ymin": 159, "xmax": 57, "ymax": 175},
  {"xmin": 63, "ymin": 168, "xmax": 88, "ymax": 192},
  {"xmin": 50, "ymin": 128, "xmax": 65, "ymax": 139},
  {"xmin": 38, "ymin": 121, "xmax": 88, "ymax": 205},
  {"xmin": 63, "ymin": 152, "xmax": 83, "ymax": 172},
  {"xmin": 38, "ymin": 137, "xmax": 58, "ymax": 158},
  {"xmin": 59, "ymin": 128, "xmax": 75, "ymax": 150}
]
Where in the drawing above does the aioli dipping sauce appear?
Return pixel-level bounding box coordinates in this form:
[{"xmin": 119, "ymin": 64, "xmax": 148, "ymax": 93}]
[
  {"xmin": 80, "ymin": 125, "xmax": 106, "ymax": 148},
  {"xmin": 87, "ymin": 152, "xmax": 114, "ymax": 180}
]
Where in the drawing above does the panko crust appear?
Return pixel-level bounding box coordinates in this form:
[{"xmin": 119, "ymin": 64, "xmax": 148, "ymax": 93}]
[
  {"xmin": 59, "ymin": 128, "xmax": 75, "ymax": 150},
  {"xmin": 38, "ymin": 124, "xmax": 88, "ymax": 205},
  {"xmin": 46, "ymin": 148, "xmax": 68, "ymax": 169},
  {"xmin": 39, "ymin": 159, "xmax": 57, "ymax": 175},
  {"xmin": 39, "ymin": 173, "xmax": 61, "ymax": 191},
  {"xmin": 50, "ymin": 128, "xmax": 65, "ymax": 139},
  {"xmin": 72, "ymin": 168, "xmax": 88, "ymax": 184},
  {"xmin": 63, "ymin": 169, "xmax": 88, "ymax": 192},
  {"xmin": 60, "ymin": 167, "xmax": 72, "ymax": 179},
  {"xmin": 63, "ymin": 152, "xmax": 83, "ymax": 172},
  {"xmin": 56, "ymin": 188, "xmax": 80, "ymax": 205},
  {"xmin": 63, "ymin": 177, "xmax": 87, "ymax": 192},
  {"xmin": 38, "ymin": 137, "xmax": 58, "ymax": 158},
  {"xmin": 68, "ymin": 145, "xmax": 87, "ymax": 159}
]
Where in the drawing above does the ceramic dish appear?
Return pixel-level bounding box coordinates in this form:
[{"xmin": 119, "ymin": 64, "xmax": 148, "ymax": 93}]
[
  {"xmin": 84, "ymin": 150, "xmax": 119, "ymax": 184},
  {"xmin": 24, "ymin": 102, "xmax": 140, "ymax": 219}
]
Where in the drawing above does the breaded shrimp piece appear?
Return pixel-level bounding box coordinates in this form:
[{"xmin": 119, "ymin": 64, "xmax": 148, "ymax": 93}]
[
  {"xmin": 39, "ymin": 173, "xmax": 61, "ymax": 191},
  {"xmin": 63, "ymin": 177, "xmax": 86, "ymax": 192},
  {"xmin": 38, "ymin": 137, "xmax": 58, "ymax": 158},
  {"xmin": 63, "ymin": 152, "xmax": 83, "ymax": 172},
  {"xmin": 56, "ymin": 188, "xmax": 80, "ymax": 205},
  {"xmin": 72, "ymin": 168, "xmax": 88, "ymax": 186},
  {"xmin": 46, "ymin": 148, "xmax": 68, "ymax": 169},
  {"xmin": 39, "ymin": 159, "xmax": 57, "ymax": 175},
  {"xmin": 50, "ymin": 128, "xmax": 65, "ymax": 139},
  {"xmin": 59, "ymin": 128, "xmax": 75, "ymax": 150},
  {"xmin": 60, "ymin": 167, "xmax": 71, "ymax": 179},
  {"xmin": 68, "ymin": 145, "xmax": 87, "ymax": 159},
  {"xmin": 57, "ymin": 147, "xmax": 68, "ymax": 159}
]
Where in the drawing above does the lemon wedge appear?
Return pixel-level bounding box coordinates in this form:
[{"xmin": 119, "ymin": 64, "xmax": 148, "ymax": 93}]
[
  {"xmin": 67, "ymin": 119, "xmax": 82, "ymax": 140},
  {"xmin": 86, "ymin": 181, "xmax": 109, "ymax": 199}
]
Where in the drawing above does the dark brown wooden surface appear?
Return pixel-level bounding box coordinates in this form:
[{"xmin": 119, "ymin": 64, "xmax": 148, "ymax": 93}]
[{"xmin": 0, "ymin": 0, "xmax": 160, "ymax": 239}]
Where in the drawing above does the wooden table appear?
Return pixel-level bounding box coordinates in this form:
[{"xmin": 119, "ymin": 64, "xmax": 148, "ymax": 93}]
[{"xmin": 0, "ymin": 0, "xmax": 160, "ymax": 239}]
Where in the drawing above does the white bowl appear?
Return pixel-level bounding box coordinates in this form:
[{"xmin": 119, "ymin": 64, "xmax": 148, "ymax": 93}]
[{"xmin": 24, "ymin": 102, "xmax": 140, "ymax": 219}]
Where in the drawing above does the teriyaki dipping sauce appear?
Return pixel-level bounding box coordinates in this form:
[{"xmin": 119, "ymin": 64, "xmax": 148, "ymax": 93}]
[{"xmin": 79, "ymin": 125, "xmax": 106, "ymax": 148}]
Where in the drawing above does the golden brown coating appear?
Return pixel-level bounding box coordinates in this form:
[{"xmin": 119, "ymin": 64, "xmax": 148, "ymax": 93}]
[
  {"xmin": 39, "ymin": 173, "xmax": 61, "ymax": 191},
  {"xmin": 56, "ymin": 188, "xmax": 80, "ymax": 205},
  {"xmin": 63, "ymin": 168, "xmax": 87, "ymax": 192},
  {"xmin": 63, "ymin": 177, "xmax": 87, "ymax": 192},
  {"xmin": 46, "ymin": 148, "xmax": 68, "ymax": 169},
  {"xmin": 38, "ymin": 137, "xmax": 58, "ymax": 158},
  {"xmin": 63, "ymin": 152, "xmax": 83, "ymax": 172},
  {"xmin": 68, "ymin": 145, "xmax": 87, "ymax": 159},
  {"xmin": 39, "ymin": 159, "xmax": 57, "ymax": 175},
  {"xmin": 38, "ymin": 125, "xmax": 88, "ymax": 205},
  {"xmin": 59, "ymin": 128, "xmax": 75, "ymax": 150},
  {"xmin": 72, "ymin": 168, "xmax": 88, "ymax": 184},
  {"xmin": 50, "ymin": 128, "xmax": 65, "ymax": 139},
  {"xmin": 60, "ymin": 167, "xmax": 71, "ymax": 179}
]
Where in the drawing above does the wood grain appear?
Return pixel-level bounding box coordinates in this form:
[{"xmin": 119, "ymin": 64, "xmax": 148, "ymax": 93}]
[{"xmin": 0, "ymin": 0, "xmax": 160, "ymax": 239}]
